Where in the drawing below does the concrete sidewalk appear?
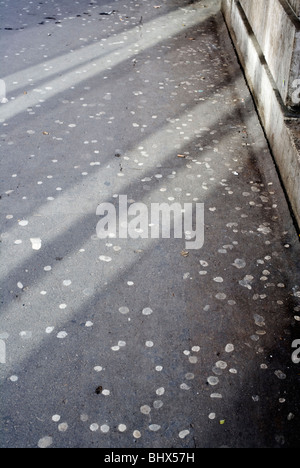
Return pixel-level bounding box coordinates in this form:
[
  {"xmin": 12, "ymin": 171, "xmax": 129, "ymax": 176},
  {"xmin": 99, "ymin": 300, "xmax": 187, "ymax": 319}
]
[{"xmin": 0, "ymin": 0, "xmax": 300, "ymax": 448}]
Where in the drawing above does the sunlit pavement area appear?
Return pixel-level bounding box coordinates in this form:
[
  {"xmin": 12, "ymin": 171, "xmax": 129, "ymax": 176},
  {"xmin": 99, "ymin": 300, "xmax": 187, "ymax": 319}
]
[{"xmin": 1, "ymin": 0, "xmax": 300, "ymax": 449}]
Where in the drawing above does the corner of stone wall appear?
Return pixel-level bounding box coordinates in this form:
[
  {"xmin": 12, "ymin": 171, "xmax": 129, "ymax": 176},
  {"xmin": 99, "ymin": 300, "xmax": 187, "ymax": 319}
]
[{"xmin": 222, "ymin": 0, "xmax": 300, "ymax": 229}]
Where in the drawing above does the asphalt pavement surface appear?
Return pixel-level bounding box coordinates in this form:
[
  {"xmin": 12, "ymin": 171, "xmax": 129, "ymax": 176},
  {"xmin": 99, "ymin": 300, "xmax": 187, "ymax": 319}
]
[{"xmin": 1, "ymin": 0, "xmax": 300, "ymax": 449}]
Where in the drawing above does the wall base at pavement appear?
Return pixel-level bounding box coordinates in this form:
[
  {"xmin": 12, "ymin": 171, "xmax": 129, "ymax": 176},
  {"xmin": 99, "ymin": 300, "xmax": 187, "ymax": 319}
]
[{"xmin": 222, "ymin": 0, "xmax": 300, "ymax": 229}]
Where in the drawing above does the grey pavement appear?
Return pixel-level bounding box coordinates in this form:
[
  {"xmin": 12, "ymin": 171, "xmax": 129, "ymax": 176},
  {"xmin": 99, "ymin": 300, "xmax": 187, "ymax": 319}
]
[{"xmin": 1, "ymin": 0, "xmax": 300, "ymax": 449}]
